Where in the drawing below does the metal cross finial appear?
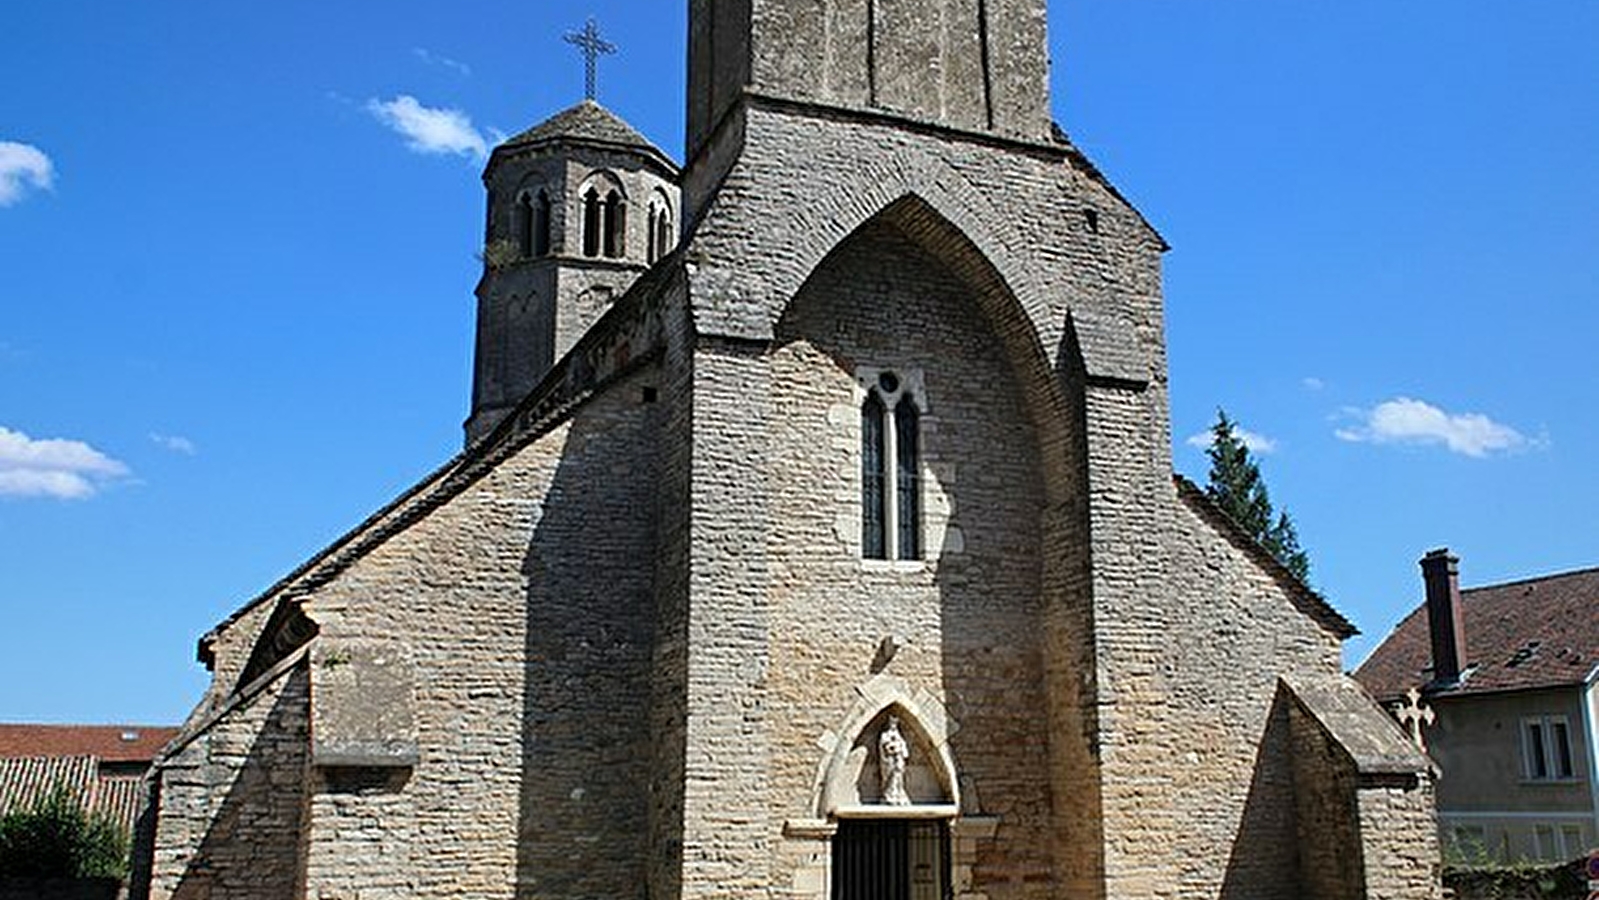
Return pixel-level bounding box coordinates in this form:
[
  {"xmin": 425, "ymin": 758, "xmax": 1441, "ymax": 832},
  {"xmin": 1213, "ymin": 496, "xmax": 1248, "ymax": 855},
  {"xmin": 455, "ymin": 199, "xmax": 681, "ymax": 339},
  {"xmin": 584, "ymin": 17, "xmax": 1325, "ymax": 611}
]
[
  {"xmin": 564, "ymin": 17, "xmax": 616, "ymax": 100},
  {"xmin": 1395, "ymin": 688, "xmax": 1437, "ymax": 753}
]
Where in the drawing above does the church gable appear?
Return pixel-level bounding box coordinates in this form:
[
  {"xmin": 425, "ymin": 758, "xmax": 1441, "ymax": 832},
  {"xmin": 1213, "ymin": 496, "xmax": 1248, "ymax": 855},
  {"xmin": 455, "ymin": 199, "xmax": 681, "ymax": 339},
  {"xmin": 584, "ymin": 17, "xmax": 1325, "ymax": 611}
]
[{"xmin": 142, "ymin": 2, "xmax": 1448, "ymax": 899}]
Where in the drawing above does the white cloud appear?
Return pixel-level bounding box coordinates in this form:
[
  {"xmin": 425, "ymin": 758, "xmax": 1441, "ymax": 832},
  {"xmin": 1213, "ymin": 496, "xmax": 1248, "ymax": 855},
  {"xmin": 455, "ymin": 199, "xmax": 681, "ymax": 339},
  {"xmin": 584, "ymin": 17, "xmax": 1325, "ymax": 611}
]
[
  {"xmin": 367, "ymin": 95, "xmax": 487, "ymax": 160},
  {"xmin": 1302, "ymin": 377, "xmax": 1325, "ymax": 391},
  {"xmin": 150, "ymin": 433, "xmax": 197, "ymax": 455},
  {"xmin": 0, "ymin": 426, "xmax": 129, "ymax": 499},
  {"xmin": 413, "ymin": 47, "xmax": 472, "ymax": 77},
  {"xmin": 1335, "ymin": 397, "xmax": 1534, "ymax": 457},
  {"xmin": 1186, "ymin": 427, "xmax": 1278, "ymax": 455},
  {"xmin": 0, "ymin": 141, "xmax": 55, "ymax": 207}
]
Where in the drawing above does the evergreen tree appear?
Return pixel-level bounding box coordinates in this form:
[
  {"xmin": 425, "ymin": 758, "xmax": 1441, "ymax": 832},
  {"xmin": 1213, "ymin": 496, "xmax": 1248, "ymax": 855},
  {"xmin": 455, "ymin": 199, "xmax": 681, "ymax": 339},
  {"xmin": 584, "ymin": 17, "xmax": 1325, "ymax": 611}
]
[{"xmin": 1204, "ymin": 409, "xmax": 1311, "ymax": 582}]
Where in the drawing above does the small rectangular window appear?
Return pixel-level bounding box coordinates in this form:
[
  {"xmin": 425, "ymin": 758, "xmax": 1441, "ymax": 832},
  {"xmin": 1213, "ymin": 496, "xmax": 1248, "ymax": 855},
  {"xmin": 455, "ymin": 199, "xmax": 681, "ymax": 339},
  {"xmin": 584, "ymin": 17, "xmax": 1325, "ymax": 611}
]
[
  {"xmin": 1560, "ymin": 825, "xmax": 1584, "ymax": 860},
  {"xmin": 1527, "ymin": 721, "xmax": 1549, "ymax": 779},
  {"xmin": 1534, "ymin": 824, "xmax": 1557, "ymax": 861},
  {"xmin": 1523, "ymin": 715, "xmax": 1576, "ymax": 781},
  {"xmin": 1554, "ymin": 720, "xmax": 1574, "ymax": 778}
]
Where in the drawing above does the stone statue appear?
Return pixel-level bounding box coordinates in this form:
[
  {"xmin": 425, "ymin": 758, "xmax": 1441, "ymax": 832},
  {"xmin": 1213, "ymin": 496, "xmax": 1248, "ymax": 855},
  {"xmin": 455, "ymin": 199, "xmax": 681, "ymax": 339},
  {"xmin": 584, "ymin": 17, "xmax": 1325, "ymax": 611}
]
[{"xmin": 879, "ymin": 716, "xmax": 911, "ymax": 805}]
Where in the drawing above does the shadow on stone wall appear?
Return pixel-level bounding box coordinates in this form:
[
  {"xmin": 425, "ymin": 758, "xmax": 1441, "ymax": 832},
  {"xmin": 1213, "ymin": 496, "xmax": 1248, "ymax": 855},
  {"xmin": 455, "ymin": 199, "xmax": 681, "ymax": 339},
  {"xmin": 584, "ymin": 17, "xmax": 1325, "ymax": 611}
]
[
  {"xmin": 775, "ymin": 197, "xmax": 1102, "ymax": 895},
  {"xmin": 516, "ymin": 379, "xmax": 662, "ymax": 900},
  {"xmin": 148, "ymin": 667, "xmax": 310, "ymax": 900},
  {"xmin": 1219, "ymin": 691, "xmax": 1302, "ymax": 900}
]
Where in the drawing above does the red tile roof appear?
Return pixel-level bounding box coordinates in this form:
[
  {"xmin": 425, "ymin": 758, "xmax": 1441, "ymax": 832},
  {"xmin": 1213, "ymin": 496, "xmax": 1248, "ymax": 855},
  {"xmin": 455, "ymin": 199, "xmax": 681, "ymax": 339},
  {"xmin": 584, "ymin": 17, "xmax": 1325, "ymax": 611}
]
[
  {"xmin": 0, "ymin": 724, "xmax": 178, "ymax": 763},
  {"xmin": 1354, "ymin": 566, "xmax": 1599, "ymax": 702},
  {"xmin": 0, "ymin": 756, "xmax": 151, "ymax": 836}
]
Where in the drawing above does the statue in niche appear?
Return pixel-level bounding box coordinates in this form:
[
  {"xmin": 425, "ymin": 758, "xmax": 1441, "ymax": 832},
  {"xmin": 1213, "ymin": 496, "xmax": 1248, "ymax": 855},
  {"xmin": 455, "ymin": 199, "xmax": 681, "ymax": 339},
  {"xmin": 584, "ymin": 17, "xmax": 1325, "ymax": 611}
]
[{"xmin": 878, "ymin": 715, "xmax": 911, "ymax": 805}]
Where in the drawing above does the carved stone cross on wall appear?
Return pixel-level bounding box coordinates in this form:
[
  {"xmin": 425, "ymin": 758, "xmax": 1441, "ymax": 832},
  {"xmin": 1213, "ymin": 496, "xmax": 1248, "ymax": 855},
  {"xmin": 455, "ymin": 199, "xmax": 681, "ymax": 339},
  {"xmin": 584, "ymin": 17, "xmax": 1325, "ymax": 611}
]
[
  {"xmin": 1395, "ymin": 687, "xmax": 1436, "ymax": 753},
  {"xmin": 564, "ymin": 17, "xmax": 616, "ymax": 100}
]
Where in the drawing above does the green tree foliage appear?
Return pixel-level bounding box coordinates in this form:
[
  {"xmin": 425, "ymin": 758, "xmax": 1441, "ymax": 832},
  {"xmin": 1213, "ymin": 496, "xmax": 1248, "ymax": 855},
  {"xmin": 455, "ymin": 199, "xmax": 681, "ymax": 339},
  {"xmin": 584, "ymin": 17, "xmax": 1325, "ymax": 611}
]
[
  {"xmin": 1204, "ymin": 409, "xmax": 1312, "ymax": 582},
  {"xmin": 0, "ymin": 784, "xmax": 129, "ymax": 879}
]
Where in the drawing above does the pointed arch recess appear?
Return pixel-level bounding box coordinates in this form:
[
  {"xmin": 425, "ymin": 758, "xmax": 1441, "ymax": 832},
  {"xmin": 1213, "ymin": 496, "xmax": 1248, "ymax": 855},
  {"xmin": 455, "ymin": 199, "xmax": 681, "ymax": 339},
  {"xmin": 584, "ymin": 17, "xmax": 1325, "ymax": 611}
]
[
  {"xmin": 809, "ymin": 675, "xmax": 965, "ymax": 819},
  {"xmin": 777, "ymin": 188, "xmax": 1081, "ymax": 508}
]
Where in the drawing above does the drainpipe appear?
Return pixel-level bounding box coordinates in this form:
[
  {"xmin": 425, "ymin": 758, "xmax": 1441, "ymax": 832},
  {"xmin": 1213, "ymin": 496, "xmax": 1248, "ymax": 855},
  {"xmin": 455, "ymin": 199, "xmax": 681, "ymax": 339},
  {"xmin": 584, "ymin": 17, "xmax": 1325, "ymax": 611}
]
[{"xmin": 1581, "ymin": 664, "xmax": 1599, "ymax": 847}]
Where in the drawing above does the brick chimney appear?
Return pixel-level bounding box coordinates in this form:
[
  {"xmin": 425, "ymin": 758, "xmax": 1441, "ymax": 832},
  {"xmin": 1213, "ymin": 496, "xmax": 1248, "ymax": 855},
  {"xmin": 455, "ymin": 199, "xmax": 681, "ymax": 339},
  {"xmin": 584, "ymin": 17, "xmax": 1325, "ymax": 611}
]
[{"xmin": 1421, "ymin": 549, "xmax": 1469, "ymax": 686}]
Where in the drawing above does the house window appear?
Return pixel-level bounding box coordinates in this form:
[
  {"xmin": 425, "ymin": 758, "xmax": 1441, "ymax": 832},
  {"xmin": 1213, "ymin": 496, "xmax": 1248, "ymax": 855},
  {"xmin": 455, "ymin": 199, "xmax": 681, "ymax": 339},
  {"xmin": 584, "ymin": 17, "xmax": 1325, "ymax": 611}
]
[
  {"xmin": 861, "ymin": 371, "xmax": 921, "ymax": 561},
  {"xmin": 832, "ymin": 819, "xmax": 947, "ymax": 900},
  {"xmin": 1560, "ymin": 824, "xmax": 1584, "ymax": 860},
  {"xmin": 1522, "ymin": 715, "xmax": 1576, "ymax": 781}
]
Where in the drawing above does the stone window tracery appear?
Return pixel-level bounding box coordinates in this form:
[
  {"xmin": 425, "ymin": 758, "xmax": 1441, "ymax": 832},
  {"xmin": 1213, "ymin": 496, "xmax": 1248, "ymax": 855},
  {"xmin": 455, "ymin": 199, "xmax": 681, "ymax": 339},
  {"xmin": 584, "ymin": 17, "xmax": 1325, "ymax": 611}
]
[
  {"xmin": 603, "ymin": 190, "xmax": 625, "ymax": 258},
  {"xmin": 517, "ymin": 189, "xmax": 553, "ymax": 259},
  {"xmin": 582, "ymin": 187, "xmax": 602, "ymax": 257},
  {"xmin": 533, "ymin": 190, "xmax": 552, "ymax": 257},
  {"xmin": 862, "ymin": 370, "xmax": 921, "ymax": 561},
  {"xmin": 647, "ymin": 192, "xmax": 674, "ymax": 264}
]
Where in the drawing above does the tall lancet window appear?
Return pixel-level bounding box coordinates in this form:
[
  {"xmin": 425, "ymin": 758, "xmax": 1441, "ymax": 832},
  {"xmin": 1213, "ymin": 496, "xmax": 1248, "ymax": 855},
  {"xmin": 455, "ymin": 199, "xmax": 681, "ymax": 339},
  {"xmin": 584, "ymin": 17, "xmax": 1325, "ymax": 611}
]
[
  {"xmin": 582, "ymin": 188, "xmax": 602, "ymax": 258},
  {"xmin": 861, "ymin": 371, "xmax": 922, "ymax": 561},
  {"xmin": 603, "ymin": 190, "xmax": 626, "ymax": 258},
  {"xmin": 533, "ymin": 190, "xmax": 552, "ymax": 257},
  {"xmin": 515, "ymin": 192, "xmax": 535, "ymax": 258},
  {"xmin": 648, "ymin": 192, "xmax": 674, "ymax": 264},
  {"xmin": 894, "ymin": 397, "xmax": 920, "ymax": 559},
  {"xmin": 862, "ymin": 393, "xmax": 888, "ymax": 559}
]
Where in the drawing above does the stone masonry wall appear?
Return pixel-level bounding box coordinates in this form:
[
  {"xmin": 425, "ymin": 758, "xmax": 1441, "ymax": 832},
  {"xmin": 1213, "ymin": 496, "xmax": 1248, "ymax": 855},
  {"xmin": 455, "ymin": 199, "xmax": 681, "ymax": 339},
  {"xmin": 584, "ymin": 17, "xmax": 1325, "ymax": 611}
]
[
  {"xmin": 1162, "ymin": 495, "xmax": 1347, "ymax": 899},
  {"xmin": 1289, "ymin": 694, "xmax": 1364, "ymax": 900},
  {"xmin": 1357, "ymin": 782, "xmax": 1443, "ymax": 900},
  {"xmin": 146, "ymin": 662, "xmax": 310, "ymax": 900},
  {"xmin": 296, "ymin": 362, "xmax": 666, "ymax": 900},
  {"xmin": 765, "ymin": 219, "xmax": 1055, "ymax": 897},
  {"xmin": 680, "ymin": 99, "xmax": 1162, "ymax": 900}
]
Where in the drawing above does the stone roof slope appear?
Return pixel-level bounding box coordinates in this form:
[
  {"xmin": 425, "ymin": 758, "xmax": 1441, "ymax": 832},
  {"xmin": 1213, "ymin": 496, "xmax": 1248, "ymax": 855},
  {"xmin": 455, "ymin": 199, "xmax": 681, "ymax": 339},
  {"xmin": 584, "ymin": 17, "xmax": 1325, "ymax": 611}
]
[
  {"xmin": 497, "ymin": 99, "xmax": 678, "ymax": 173},
  {"xmin": 1174, "ymin": 476, "xmax": 1357, "ymax": 639},
  {"xmin": 1354, "ymin": 564, "xmax": 1599, "ymax": 702},
  {"xmin": 1282, "ymin": 672, "xmax": 1434, "ymax": 777},
  {"xmin": 196, "ymin": 254, "xmax": 685, "ymax": 680}
]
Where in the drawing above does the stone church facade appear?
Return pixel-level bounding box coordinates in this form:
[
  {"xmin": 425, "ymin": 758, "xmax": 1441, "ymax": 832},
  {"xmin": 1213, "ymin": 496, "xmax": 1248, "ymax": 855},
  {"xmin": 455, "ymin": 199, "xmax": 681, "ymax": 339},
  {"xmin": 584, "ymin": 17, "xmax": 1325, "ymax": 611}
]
[{"xmin": 133, "ymin": 2, "xmax": 1442, "ymax": 898}]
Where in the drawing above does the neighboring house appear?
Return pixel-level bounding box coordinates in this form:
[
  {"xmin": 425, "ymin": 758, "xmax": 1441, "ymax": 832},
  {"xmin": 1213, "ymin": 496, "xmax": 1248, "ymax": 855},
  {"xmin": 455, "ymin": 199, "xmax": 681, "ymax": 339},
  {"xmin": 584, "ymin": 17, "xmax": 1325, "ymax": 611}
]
[
  {"xmin": 0, "ymin": 724, "xmax": 178, "ymax": 837},
  {"xmin": 1356, "ymin": 550, "xmax": 1599, "ymax": 864}
]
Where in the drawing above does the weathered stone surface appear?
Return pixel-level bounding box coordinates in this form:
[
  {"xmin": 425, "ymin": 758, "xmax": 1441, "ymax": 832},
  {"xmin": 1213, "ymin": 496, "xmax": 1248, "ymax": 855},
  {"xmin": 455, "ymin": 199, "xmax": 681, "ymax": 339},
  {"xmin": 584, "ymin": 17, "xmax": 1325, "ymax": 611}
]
[{"xmin": 139, "ymin": 3, "xmax": 1443, "ymax": 899}]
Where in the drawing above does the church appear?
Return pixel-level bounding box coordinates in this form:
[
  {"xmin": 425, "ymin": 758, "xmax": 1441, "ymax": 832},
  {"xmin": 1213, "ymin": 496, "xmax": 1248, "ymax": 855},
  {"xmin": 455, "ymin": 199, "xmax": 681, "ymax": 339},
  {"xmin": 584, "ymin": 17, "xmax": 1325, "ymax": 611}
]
[{"xmin": 132, "ymin": 2, "xmax": 1442, "ymax": 898}]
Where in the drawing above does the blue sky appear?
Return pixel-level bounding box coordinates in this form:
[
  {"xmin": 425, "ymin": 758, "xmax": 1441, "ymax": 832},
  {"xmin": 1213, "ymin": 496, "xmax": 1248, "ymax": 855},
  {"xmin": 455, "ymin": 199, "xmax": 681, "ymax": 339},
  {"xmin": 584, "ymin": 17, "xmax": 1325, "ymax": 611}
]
[{"xmin": 2, "ymin": 1, "xmax": 1595, "ymax": 725}]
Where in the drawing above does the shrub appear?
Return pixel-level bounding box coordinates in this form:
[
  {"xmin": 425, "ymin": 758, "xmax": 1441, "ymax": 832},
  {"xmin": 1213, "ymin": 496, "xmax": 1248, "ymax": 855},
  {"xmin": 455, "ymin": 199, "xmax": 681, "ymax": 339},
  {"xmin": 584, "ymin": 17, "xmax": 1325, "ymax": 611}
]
[{"xmin": 0, "ymin": 785, "xmax": 128, "ymax": 879}]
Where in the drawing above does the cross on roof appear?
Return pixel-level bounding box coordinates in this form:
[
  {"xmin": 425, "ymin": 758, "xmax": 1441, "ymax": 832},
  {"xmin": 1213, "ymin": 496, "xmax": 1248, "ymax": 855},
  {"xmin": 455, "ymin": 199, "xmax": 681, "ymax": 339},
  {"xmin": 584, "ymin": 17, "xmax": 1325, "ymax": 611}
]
[
  {"xmin": 564, "ymin": 17, "xmax": 616, "ymax": 101},
  {"xmin": 1395, "ymin": 688, "xmax": 1436, "ymax": 753}
]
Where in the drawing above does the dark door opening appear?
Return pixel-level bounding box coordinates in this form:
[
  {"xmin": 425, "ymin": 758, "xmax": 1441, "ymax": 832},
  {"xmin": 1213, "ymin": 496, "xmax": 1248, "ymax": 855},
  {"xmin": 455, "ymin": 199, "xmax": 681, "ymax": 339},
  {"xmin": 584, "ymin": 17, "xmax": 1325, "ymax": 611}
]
[{"xmin": 832, "ymin": 819, "xmax": 949, "ymax": 900}]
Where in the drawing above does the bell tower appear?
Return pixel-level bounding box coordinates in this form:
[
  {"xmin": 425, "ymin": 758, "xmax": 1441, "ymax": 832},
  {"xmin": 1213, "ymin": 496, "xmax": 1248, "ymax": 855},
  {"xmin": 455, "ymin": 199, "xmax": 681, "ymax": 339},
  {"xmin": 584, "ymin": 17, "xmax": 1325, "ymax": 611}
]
[
  {"xmin": 466, "ymin": 100, "xmax": 680, "ymax": 443},
  {"xmin": 686, "ymin": 0, "xmax": 1052, "ymax": 162}
]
